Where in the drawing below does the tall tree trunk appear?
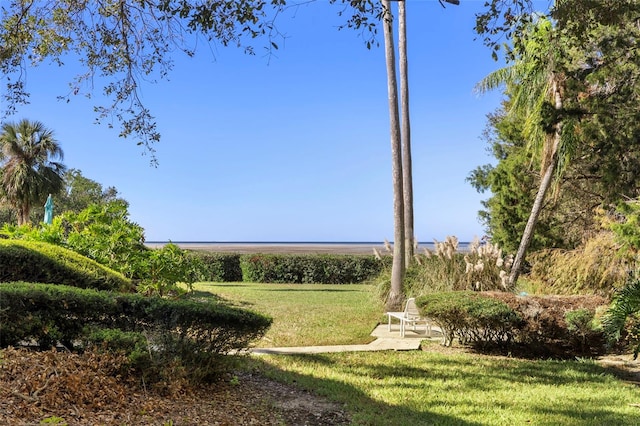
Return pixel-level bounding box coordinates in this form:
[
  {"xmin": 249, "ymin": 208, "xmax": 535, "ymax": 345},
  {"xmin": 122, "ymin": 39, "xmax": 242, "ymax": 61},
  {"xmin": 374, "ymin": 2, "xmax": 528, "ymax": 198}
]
[
  {"xmin": 508, "ymin": 76, "xmax": 564, "ymax": 287},
  {"xmin": 18, "ymin": 203, "xmax": 30, "ymax": 226},
  {"xmin": 382, "ymin": 0, "xmax": 405, "ymax": 310},
  {"xmin": 399, "ymin": 0, "xmax": 414, "ymax": 266}
]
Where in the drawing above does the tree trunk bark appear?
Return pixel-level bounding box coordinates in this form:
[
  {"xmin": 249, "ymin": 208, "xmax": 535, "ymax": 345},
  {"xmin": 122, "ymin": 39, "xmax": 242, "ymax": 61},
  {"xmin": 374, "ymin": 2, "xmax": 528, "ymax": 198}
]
[
  {"xmin": 382, "ymin": 0, "xmax": 405, "ymax": 310},
  {"xmin": 399, "ymin": 0, "xmax": 414, "ymax": 266},
  {"xmin": 508, "ymin": 76, "xmax": 564, "ymax": 287}
]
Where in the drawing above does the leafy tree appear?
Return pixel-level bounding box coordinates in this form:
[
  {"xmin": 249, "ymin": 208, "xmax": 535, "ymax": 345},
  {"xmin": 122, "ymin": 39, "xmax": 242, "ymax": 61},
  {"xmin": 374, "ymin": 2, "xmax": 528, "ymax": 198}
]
[
  {"xmin": 473, "ymin": 1, "xmax": 640, "ymax": 265},
  {"xmin": 56, "ymin": 169, "xmax": 126, "ymax": 215},
  {"xmin": 0, "ymin": 1, "xmax": 392, "ymax": 157},
  {"xmin": 0, "ymin": 119, "xmax": 66, "ymax": 225}
]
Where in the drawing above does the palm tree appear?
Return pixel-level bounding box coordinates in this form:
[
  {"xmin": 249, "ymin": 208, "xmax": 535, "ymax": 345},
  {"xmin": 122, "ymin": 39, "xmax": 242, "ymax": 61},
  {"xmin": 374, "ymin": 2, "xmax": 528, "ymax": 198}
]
[
  {"xmin": 475, "ymin": 18, "xmax": 569, "ymax": 287},
  {"xmin": 0, "ymin": 119, "xmax": 66, "ymax": 225},
  {"xmin": 382, "ymin": 0, "xmax": 406, "ymax": 310},
  {"xmin": 398, "ymin": 0, "xmax": 415, "ymax": 265}
]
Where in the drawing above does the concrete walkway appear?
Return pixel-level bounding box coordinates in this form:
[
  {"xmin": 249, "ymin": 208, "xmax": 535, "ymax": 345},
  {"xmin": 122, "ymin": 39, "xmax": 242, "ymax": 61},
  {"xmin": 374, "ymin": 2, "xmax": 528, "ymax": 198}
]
[{"xmin": 251, "ymin": 324, "xmax": 442, "ymax": 355}]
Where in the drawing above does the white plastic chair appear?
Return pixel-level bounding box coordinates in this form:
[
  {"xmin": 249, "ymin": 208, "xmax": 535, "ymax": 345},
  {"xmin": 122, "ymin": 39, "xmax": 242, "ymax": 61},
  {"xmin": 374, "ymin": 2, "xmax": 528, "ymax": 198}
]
[{"xmin": 386, "ymin": 297, "xmax": 431, "ymax": 338}]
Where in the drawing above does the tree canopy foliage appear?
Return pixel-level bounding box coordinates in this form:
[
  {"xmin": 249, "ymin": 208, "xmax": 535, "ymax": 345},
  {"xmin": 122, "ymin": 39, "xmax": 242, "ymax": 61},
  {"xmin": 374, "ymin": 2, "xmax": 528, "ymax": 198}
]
[
  {"xmin": 0, "ymin": 0, "xmax": 385, "ymax": 159},
  {"xmin": 471, "ymin": 0, "xmax": 640, "ymax": 253}
]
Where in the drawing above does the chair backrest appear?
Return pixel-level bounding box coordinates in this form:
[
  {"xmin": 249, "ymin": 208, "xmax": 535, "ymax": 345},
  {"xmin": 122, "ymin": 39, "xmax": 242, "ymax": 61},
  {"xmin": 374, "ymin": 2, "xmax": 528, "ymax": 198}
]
[{"xmin": 405, "ymin": 298, "xmax": 421, "ymax": 319}]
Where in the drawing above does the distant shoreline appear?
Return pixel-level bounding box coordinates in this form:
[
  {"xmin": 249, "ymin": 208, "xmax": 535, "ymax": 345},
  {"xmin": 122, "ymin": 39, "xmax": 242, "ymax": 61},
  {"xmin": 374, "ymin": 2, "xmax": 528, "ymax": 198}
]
[
  {"xmin": 144, "ymin": 242, "xmax": 385, "ymax": 255},
  {"xmin": 144, "ymin": 241, "xmax": 472, "ymax": 255}
]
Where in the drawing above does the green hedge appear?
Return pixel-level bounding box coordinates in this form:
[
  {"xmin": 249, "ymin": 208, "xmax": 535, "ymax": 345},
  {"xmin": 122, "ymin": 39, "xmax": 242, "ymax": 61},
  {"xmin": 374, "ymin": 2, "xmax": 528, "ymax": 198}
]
[
  {"xmin": 189, "ymin": 252, "xmax": 243, "ymax": 282},
  {"xmin": 417, "ymin": 292, "xmax": 523, "ymax": 349},
  {"xmin": 239, "ymin": 254, "xmax": 383, "ymax": 284},
  {"xmin": 0, "ymin": 239, "xmax": 133, "ymax": 292},
  {"xmin": 0, "ymin": 282, "xmax": 272, "ymax": 351},
  {"xmin": 416, "ymin": 291, "xmax": 608, "ymax": 358}
]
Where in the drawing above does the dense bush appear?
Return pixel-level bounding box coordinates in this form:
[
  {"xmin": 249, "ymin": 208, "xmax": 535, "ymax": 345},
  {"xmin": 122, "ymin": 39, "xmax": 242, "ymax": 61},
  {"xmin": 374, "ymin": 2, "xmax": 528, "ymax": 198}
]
[
  {"xmin": 1, "ymin": 204, "xmax": 208, "ymax": 295},
  {"xmin": 189, "ymin": 252, "xmax": 243, "ymax": 282},
  {"xmin": 416, "ymin": 292, "xmax": 523, "ymax": 348},
  {"xmin": 417, "ymin": 291, "xmax": 608, "ymax": 358},
  {"xmin": 239, "ymin": 254, "xmax": 382, "ymax": 284},
  {"xmin": 0, "ymin": 282, "xmax": 272, "ymax": 381},
  {"xmin": 0, "ymin": 239, "xmax": 133, "ymax": 292}
]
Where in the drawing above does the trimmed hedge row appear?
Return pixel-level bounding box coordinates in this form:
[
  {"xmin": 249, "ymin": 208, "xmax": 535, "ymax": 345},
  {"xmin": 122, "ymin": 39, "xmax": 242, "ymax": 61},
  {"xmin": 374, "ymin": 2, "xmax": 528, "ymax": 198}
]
[
  {"xmin": 0, "ymin": 239, "xmax": 133, "ymax": 292},
  {"xmin": 417, "ymin": 291, "xmax": 609, "ymax": 358},
  {"xmin": 188, "ymin": 252, "xmax": 384, "ymax": 284},
  {"xmin": 0, "ymin": 282, "xmax": 272, "ymax": 352},
  {"xmin": 189, "ymin": 252, "xmax": 243, "ymax": 282},
  {"xmin": 239, "ymin": 254, "xmax": 383, "ymax": 284}
]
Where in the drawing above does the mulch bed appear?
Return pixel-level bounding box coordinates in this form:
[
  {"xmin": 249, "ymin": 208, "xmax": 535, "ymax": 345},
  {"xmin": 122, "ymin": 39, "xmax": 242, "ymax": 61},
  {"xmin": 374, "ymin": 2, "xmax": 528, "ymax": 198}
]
[{"xmin": 0, "ymin": 347, "xmax": 350, "ymax": 425}]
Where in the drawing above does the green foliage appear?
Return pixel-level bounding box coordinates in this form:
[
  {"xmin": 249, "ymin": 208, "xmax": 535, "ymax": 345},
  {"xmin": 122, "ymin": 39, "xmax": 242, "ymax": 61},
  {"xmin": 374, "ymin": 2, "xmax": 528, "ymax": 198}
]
[
  {"xmin": 527, "ymin": 232, "xmax": 631, "ymax": 298},
  {"xmin": 418, "ymin": 291, "xmax": 608, "ymax": 358},
  {"xmin": 2, "ymin": 201, "xmax": 206, "ymax": 295},
  {"xmin": 0, "ymin": 282, "xmax": 272, "ymax": 381},
  {"xmin": 565, "ymin": 308, "xmax": 603, "ymax": 352},
  {"xmin": 63, "ymin": 200, "xmax": 147, "ymax": 278},
  {"xmin": 0, "ymin": 239, "xmax": 132, "ymax": 292},
  {"xmin": 608, "ymin": 200, "xmax": 640, "ymax": 257},
  {"xmin": 472, "ymin": 2, "xmax": 640, "ymax": 259},
  {"xmin": 189, "ymin": 252, "xmax": 243, "ymax": 282},
  {"xmin": 603, "ymin": 272, "xmax": 640, "ymax": 358},
  {"xmin": 239, "ymin": 253, "xmax": 382, "ymax": 284},
  {"xmin": 135, "ymin": 243, "xmax": 202, "ymax": 296},
  {"xmin": 416, "ymin": 292, "xmax": 522, "ymax": 348},
  {"xmin": 55, "ymin": 168, "xmax": 126, "ymax": 215}
]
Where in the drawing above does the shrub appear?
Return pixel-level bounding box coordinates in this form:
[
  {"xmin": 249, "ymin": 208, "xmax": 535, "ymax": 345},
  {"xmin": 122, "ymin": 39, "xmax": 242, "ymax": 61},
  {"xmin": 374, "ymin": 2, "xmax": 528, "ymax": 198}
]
[
  {"xmin": 189, "ymin": 252, "xmax": 243, "ymax": 282},
  {"xmin": 417, "ymin": 291, "xmax": 608, "ymax": 358},
  {"xmin": 487, "ymin": 292, "xmax": 608, "ymax": 357},
  {"xmin": 2, "ymin": 204, "xmax": 207, "ymax": 295},
  {"xmin": 239, "ymin": 254, "xmax": 382, "ymax": 284},
  {"xmin": 0, "ymin": 282, "xmax": 272, "ymax": 382},
  {"xmin": 416, "ymin": 291, "xmax": 522, "ymax": 348},
  {"xmin": 0, "ymin": 239, "xmax": 133, "ymax": 292},
  {"xmin": 134, "ymin": 243, "xmax": 206, "ymax": 296}
]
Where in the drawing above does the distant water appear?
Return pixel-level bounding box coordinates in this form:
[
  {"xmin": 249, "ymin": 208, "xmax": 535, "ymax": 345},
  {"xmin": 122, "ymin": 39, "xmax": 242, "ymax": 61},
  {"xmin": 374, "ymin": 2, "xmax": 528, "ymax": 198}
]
[{"xmin": 145, "ymin": 241, "xmax": 473, "ymax": 253}]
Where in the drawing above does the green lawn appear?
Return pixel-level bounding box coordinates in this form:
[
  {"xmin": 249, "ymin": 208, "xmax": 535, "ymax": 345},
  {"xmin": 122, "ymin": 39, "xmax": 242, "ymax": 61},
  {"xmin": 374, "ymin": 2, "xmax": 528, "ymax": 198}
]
[
  {"xmin": 197, "ymin": 282, "xmax": 640, "ymax": 425},
  {"xmin": 195, "ymin": 282, "xmax": 383, "ymax": 347},
  {"xmin": 253, "ymin": 350, "xmax": 640, "ymax": 425}
]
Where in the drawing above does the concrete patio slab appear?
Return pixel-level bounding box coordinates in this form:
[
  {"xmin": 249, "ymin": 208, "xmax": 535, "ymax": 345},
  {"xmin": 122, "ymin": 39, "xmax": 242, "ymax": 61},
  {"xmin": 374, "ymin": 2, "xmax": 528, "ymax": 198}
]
[{"xmin": 250, "ymin": 324, "xmax": 442, "ymax": 355}]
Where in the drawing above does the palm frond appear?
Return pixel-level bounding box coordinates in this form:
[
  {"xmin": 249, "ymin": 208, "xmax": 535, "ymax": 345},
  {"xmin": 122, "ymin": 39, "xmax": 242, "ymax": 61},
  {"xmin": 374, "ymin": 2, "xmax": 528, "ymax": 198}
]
[{"xmin": 602, "ymin": 273, "xmax": 640, "ymax": 342}]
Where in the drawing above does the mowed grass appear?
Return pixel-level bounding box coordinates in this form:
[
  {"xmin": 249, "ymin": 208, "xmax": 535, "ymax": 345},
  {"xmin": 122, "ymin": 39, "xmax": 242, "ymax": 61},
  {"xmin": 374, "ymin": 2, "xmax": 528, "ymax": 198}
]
[
  {"xmin": 253, "ymin": 350, "xmax": 640, "ymax": 425},
  {"xmin": 194, "ymin": 282, "xmax": 383, "ymax": 347},
  {"xmin": 198, "ymin": 282, "xmax": 640, "ymax": 425}
]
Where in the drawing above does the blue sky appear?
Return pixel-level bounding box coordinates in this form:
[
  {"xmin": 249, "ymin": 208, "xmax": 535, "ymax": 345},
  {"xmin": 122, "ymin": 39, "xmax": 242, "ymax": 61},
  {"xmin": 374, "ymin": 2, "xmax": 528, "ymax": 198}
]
[{"xmin": 8, "ymin": 1, "xmax": 535, "ymax": 243}]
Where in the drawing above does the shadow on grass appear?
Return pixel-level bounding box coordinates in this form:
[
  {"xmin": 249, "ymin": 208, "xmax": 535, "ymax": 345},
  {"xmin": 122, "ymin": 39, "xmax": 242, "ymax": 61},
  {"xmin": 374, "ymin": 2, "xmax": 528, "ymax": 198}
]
[
  {"xmin": 244, "ymin": 351, "xmax": 640, "ymax": 425},
  {"xmin": 245, "ymin": 355, "xmax": 482, "ymax": 426},
  {"xmin": 252, "ymin": 288, "xmax": 360, "ymax": 293}
]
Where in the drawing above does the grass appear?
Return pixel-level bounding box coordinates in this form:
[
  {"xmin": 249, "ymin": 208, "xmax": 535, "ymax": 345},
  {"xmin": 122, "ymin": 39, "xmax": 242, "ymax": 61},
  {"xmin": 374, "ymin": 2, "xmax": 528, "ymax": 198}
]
[
  {"xmin": 251, "ymin": 350, "xmax": 640, "ymax": 425},
  {"xmin": 197, "ymin": 282, "xmax": 640, "ymax": 425},
  {"xmin": 194, "ymin": 282, "xmax": 383, "ymax": 347}
]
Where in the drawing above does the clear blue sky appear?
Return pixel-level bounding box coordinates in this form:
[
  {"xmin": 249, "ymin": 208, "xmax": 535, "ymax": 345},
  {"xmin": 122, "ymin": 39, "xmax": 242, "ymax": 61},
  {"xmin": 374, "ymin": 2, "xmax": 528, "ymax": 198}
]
[{"xmin": 9, "ymin": 1, "xmax": 535, "ymax": 243}]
